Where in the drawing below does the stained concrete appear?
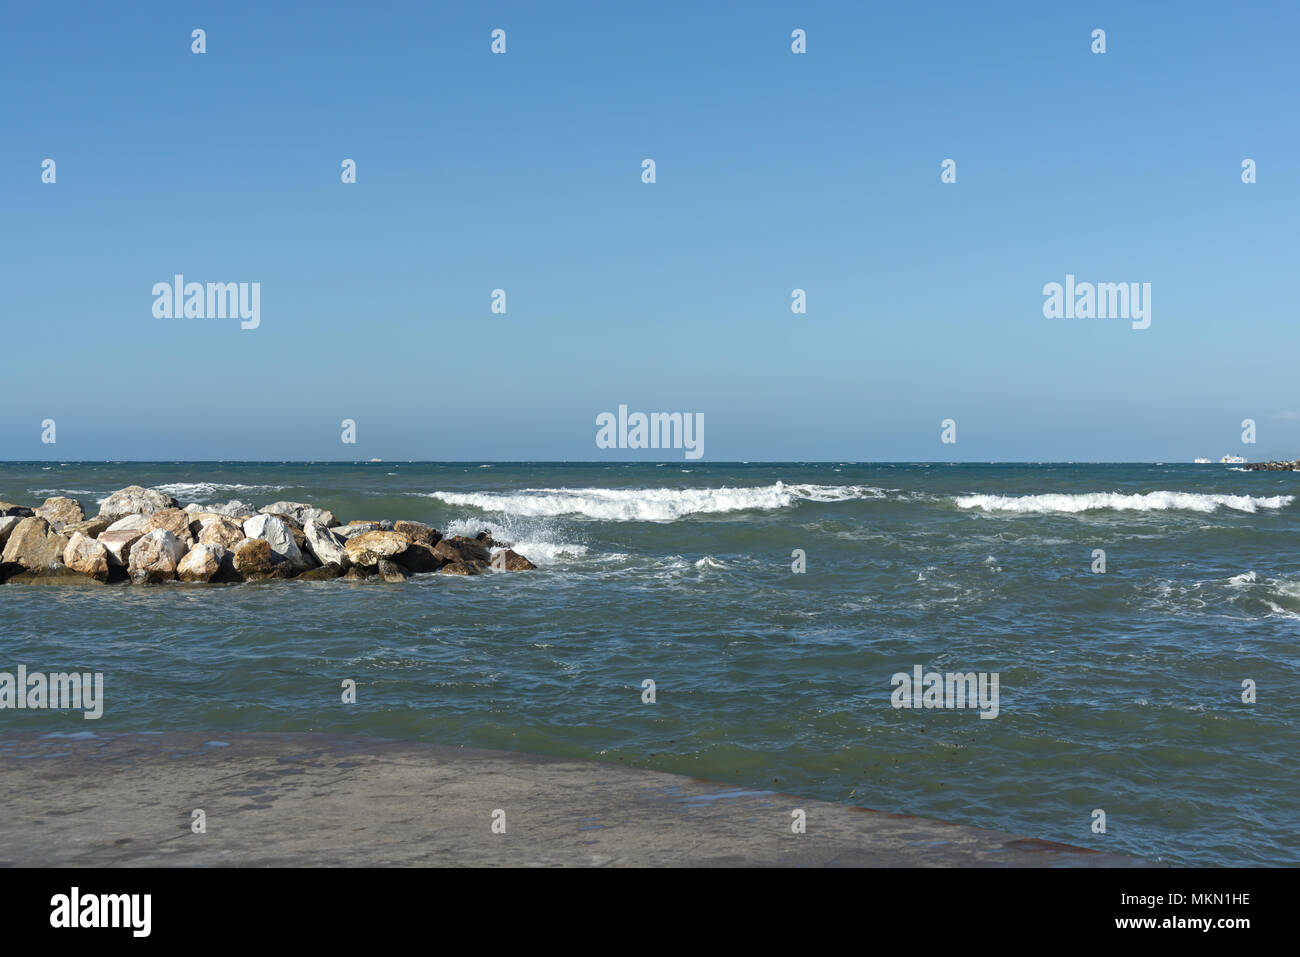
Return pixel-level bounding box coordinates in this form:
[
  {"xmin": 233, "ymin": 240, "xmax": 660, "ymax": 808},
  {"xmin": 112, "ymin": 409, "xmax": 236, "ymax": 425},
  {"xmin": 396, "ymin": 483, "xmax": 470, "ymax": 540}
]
[{"xmin": 0, "ymin": 732, "xmax": 1163, "ymax": 867}]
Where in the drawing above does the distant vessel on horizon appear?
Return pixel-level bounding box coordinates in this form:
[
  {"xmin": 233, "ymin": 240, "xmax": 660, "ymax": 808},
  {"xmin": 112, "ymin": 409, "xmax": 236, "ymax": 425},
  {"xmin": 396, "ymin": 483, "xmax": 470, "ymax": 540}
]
[
  {"xmin": 1194, "ymin": 457, "xmax": 1211, "ymax": 464},
  {"xmin": 1220, "ymin": 454, "xmax": 1247, "ymax": 464}
]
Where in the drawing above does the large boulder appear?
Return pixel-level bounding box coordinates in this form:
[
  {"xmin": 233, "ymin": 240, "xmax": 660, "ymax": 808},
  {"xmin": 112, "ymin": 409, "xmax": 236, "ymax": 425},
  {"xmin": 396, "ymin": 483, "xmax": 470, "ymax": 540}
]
[
  {"xmin": 243, "ymin": 514, "xmax": 307, "ymax": 569},
  {"xmin": 491, "ymin": 548, "xmax": 537, "ymax": 571},
  {"xmin": 185, "ymin": 511, "xmax": 229, "ymax": 537},
  {"xmin": 99, "ymin": 529, "xmax": 145, "ymax": 568},
  {"xmin": 440, "ymin": 561, "xmax": 481, "ymax": 576},
  {"xmin": 128, "ymin": 529, "xmax": 187, "ymax": 583},
  {"xmin": 260, "ymin": 502, "xmax": 339, "ymax": 528},
  {"xmin": 345, "ymin": 530, "xmax": 410, "ymax": 567},
  {"xmin": 106, "ymin": 513, "xmax": 151, "ymax": 533},
  {"xmin": 145, "ymin": 508, "xmax": 196, "ymax": 548},
  {"xmin": 0, "ymin": 502, "xmax": 35, "ymax": 518},
  {"xmin": 98, "ymin": 486, "xmax": 179, "ymax": 521},
  {"xmin": 333, "ymin": 523, "xmax": 380, "ymax": 539},
  {"xmin": 198, "ymin": 517, "xmax": 245, "ymax": 550},
  {"xmin": 304, "ymin": 521, "xmax": 351, "ymax": 568},
  {"xmin": 63, "ymin": 532, "xmax": 110, "ymax": 582},
  {"xmin": 377, "ymin": 558, "xmax": 409, "ymax": 583},
  {"xmin": 58, "ymin": 516, "xmax": 112, "ymax": 539},
  {"xmin": 394, "ymin": 542, "xmax": 443, "ymax": 574},
  {"xmin": 0, "ymin": 517, "xmax": 71, "ymax": 570},
  {"xmin": 434, "ymin": 536, "xmax": 491, "ymax": 567},
  {"xmin": 231, "ymin": 538, "xmax": 288, "ymax": 581},
  {"xmin": 209, "ymin": 500, "xmax": 259, "ymax": 519},
  {"xmin": 177, "ymin": 544, "xmax": 227, "ymax": 583},
  {"xmin": 34, "ymin": 497, "xmax": 85, "ymax": 531},
  {"xmin": 394, "ymin": 521, "xmax": 441, "ymax": 547}
]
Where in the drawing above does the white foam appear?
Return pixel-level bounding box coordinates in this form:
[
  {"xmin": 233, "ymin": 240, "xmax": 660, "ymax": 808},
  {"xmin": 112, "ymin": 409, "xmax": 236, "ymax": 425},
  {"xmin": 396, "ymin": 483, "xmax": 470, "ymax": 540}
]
[
  {"xmin": 954, "ymin": 491, "xmax": 1293, "ymax": 514},
  {"xmin": 94, "ymin": 482, "xmax": 291, "ymax": 505},
  {"xmin": 442, "ymin": 517, "xmax": 588, "ymax": 566},
  {"xmin": 426, "ymin": 482, "xmax": 885, "ymax": 522}
]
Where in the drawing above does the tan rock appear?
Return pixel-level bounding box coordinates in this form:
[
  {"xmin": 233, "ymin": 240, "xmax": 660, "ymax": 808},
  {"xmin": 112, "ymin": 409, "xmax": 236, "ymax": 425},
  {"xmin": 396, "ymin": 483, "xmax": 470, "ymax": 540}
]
[
  {"xmin": 58, "ymin": 516, "xmax": 112, "ymax": 538},
  {"xmin": 34, "ymin": 497, "xmax": 85, "ymax": 530},
  {"xmin": 145, "ymin": 508, "xmax": 196, "ymax": 548},
  {"xmin": 0, "ymin": 517, "xmax": 70, "ymax": 570},
  {"xmin": 177, "ymin": 544, "xmax": 227, "ymax": 583},
  {"xmin": 63, "ymin": 532, "xmax": 110, "ymax": 582},
  {"xmin": 345, "ymin": 530, "xmax": 410, "ymax": 566},
  {"xmin": 198, "ymin": 517, "xmax": 245, "ymax": 550},
  {"xmin": 128, "ymin": 529, "xmax": 187, "ymax": 583}
]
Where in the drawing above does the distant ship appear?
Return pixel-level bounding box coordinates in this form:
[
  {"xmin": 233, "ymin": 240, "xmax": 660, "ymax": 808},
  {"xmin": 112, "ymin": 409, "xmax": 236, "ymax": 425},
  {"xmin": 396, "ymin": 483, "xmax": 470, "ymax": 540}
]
[
  {"xmin": 1220, "ymin": 454, "xmax": 1247, "ymax": 464},
  {"xmin": 1193, "ymin": 457, "xmax": 1211, "ymax": 464}
]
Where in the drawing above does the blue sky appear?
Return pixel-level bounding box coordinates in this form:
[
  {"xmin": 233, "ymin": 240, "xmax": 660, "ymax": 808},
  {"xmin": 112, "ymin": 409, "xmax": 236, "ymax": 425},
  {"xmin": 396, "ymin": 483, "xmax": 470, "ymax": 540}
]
[{"xmin": 2, "ymin": 1, "xmax": 1297, "ymax": 461}]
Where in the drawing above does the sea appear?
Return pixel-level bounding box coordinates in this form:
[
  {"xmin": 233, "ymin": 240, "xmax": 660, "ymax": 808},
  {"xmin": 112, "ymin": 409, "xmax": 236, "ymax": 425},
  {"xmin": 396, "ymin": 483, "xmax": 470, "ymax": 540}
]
[{"xmin": 1, "ymin": 461, "xmax": 1297, "ymax": 866}]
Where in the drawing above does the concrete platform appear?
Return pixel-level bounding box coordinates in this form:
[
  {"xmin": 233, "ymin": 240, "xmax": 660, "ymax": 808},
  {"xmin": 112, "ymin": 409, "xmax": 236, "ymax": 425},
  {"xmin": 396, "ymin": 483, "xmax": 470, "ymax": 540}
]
[{"xmin": 0, "ymin": 732, "xmax": 1164, "ymax": 867}]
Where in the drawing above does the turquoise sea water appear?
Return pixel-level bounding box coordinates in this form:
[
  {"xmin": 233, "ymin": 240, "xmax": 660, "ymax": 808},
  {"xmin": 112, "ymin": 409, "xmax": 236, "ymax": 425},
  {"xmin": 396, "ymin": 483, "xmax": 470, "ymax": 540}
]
[{"xmin": 1, "ymin": 461, "xmax": 1297, "ymax": 866}]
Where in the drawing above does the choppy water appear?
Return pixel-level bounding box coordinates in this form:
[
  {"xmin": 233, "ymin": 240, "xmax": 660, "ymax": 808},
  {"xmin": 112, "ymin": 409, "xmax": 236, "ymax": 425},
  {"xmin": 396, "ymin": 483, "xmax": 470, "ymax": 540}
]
[{"xmin": 2, "ymin": 461, "xmax": 1297, "ymax": 866}]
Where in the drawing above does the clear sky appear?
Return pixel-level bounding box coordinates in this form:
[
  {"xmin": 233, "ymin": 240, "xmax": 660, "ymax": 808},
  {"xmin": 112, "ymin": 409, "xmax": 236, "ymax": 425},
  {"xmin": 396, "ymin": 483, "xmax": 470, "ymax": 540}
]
[{"xmin": 3, "ymin": 1, "xmax": 1297, "ymax": 461}]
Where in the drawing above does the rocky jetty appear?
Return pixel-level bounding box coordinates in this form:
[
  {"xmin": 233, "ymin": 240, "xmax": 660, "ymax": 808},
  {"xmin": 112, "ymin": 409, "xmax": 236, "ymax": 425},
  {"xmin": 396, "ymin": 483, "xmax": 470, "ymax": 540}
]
[
  {"xmin": 0, "ymin": 486, "xmax": 535, "ymax": 586},
  {"xmin": 1244, "ymin": 459, "xmax": 1300, "ymax": 471}
]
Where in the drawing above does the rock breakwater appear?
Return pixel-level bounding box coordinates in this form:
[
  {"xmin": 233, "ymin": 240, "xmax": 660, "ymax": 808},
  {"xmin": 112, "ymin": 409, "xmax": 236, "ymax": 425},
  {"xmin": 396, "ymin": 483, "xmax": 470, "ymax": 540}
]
[{"xmin": 0, "ymin": 486, "xmax": 535, "ymax": 585}]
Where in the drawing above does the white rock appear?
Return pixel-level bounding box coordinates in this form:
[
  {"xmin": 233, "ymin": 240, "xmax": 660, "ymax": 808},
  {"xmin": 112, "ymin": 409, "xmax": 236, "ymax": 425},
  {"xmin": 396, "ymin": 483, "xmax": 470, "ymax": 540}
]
[
  {"xmin": 260, "ymin": 502, "xmax": 338, "ymax": 528},
  {"xmin": 106, "ymin": 513, "xmax": 151, "ymax": 533},
  {"xmin": 97, "ymin": 486, "xmax": 179, "ymax": 521},
  {"xmin": 304, "ymin": 520, "xmax": 351, "ymax": 568},
  {"xmin": 333, "ymin": 523, "xmax": 379, "ymax": 539},
  {"xmin": 99, "ymin": 529, "xmax": 145, "ymax": 567},
  {"xmin": 0, "ymin": 515, "xmax": 20, "ymax": 550},
  {"xmin": 212, "ymin": 500, "xmax": 259, "ymax": 518},
  {"xmin": 243, "ymin": 514, "xmax": 306, "ymax": 569}
]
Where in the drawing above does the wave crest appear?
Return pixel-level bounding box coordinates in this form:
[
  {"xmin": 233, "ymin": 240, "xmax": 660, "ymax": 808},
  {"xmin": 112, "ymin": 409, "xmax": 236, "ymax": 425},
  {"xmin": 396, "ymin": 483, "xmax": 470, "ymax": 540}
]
[
  {"xmin": 426, "ymin": 482, "xmax": 884, "ymax": 522},
  {"xmin": 954, "ymin": 491, "xmax": 1294, "ymax": 514}
]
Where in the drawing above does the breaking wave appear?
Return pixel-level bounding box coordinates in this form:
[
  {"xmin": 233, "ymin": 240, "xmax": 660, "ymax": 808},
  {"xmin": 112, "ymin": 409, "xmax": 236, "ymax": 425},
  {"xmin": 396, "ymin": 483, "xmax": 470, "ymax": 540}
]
[
  {"xmin": 426, "ymin": 482, "xmax": 885, "ymax": 522},
  {"xmin": 954, "ymin": 491, "xmax": 1293, "ymax": 514}
]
